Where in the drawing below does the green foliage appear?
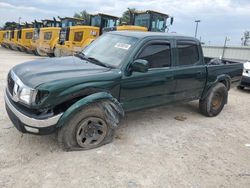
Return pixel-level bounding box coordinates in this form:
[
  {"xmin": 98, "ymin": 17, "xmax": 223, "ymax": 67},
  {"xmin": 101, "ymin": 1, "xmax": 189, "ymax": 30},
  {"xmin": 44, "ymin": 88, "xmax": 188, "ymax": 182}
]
[
  {"xmin": 3, "ymin": 22, "xmax": 19, "ymax": 30},
  {"xmin": 120, "ymin": 8, "xmax": 138, "ymax": 25},
  {"xmin": 74, "ymin": 10, "xmax": 90, "ymax": 25}
]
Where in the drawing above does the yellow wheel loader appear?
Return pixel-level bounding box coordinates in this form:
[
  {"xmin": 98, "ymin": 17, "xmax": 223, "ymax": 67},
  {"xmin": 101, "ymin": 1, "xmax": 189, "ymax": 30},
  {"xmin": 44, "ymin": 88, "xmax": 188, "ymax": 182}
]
[
  {"xmin": 54, "ymin": 17, "xmax": 100, "ymax": 57},
  {"xmin": 0, "ymin": 30, "xmax": 5, "ymax": 46},
  {"xmin": 17, "ymin": 27, "xmax": 34, "ymax": 53},
  {"xmin": 103, "ymin": 10, "xmax": 173, "ymax": 33},
  {"xmin": 30, "ymin": 20, "xmax": 44, "ymax": 55},
  {"xmin": 36, "ymin": 18, "xmax": 61, "ymax": 56},
  {"xmin": 2, "ymin": 30, "xmax": 12, "ymax": 49}
]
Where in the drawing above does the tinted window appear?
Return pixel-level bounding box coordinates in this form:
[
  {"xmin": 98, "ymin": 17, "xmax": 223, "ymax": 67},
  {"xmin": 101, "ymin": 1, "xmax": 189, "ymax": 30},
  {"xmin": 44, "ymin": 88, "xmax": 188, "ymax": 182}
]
[
  {"xmin": 177, "ymin": 42, "xmax": 199, "ymax": 66},
  {"xmin": 74, "ymin": 31, "xmax": 83, "ymax": 42},
  {"xmin": 138, "ymin": 43, "xmax": 171, "ymax": 68},
  {"xmin": 44, "ymin": 32, "xmax": 52, "ymax": 40}
]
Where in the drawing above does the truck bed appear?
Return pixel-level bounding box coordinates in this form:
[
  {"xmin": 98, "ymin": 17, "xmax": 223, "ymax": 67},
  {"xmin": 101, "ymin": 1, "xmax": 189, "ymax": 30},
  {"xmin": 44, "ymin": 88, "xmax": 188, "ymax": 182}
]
[{"xmin": 204, "ymin": 57, "xmax": 243, "ymax": 88}]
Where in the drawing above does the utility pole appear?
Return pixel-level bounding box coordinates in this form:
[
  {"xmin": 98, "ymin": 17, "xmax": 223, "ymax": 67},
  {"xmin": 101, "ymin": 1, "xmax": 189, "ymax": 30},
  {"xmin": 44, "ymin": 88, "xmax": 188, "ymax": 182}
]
[
  {"xmin": 222, "ymin": 37, "xmax": 230, "ymax": 59},
  {"xmin": 194, "ymin": 20, "xmax": 201, "ymax": 38}
]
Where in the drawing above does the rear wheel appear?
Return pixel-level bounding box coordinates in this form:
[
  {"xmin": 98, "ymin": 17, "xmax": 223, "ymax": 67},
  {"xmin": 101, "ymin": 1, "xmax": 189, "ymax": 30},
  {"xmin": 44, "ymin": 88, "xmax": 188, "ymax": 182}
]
[
  {"xmin": 58, "ymin": 103, "xmax": 116, "ymax": 151},
  {"xmin": 199, "ymin": 83, "xmax": 228, "ymax": 117}
]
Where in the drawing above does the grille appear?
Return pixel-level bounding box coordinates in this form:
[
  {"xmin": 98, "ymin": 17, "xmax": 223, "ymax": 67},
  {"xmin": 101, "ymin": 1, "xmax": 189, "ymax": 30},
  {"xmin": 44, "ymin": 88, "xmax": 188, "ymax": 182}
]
[{"xmin": 7, "ymin": 72, "xmax": 15, "ymax": 95}]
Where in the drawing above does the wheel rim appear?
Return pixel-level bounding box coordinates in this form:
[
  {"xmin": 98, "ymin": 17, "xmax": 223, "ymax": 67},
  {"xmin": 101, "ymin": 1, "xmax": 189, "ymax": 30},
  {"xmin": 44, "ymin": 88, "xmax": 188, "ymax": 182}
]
[
  {"xmin": 76, "ymin": 117, "xmax": 108, "ymax": 148},
  {"xmin": 211, "ymin": 92, "xmax": 223, "ymax": 111}
]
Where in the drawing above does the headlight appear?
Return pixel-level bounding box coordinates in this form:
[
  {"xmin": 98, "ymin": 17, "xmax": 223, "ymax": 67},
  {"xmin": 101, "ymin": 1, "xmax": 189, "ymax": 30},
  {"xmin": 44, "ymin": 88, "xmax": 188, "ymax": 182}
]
[{"xmin": 19, "ymin": 86, "xmax": 35, "ymax": 105}]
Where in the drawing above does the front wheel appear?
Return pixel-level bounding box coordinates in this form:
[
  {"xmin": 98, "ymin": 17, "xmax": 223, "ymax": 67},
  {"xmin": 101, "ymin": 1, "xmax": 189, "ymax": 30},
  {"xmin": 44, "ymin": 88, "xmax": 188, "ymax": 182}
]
[
  {"xmin": 54, "ymin": 47, "xmax": 61, "ymax": 57},
  {"xmin": 199, "ymin": 83, "xmax": 228, "ymax": 117},
  {"xmin": 58, "ymin": 102, "xmax": 117, "ymax": 151}
]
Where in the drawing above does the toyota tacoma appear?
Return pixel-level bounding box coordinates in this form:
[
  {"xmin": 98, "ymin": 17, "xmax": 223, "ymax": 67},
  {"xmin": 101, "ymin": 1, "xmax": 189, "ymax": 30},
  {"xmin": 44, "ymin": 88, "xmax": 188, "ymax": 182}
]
[{"xmin": 5, "ymin": 31, "xmax": 243, "ymax": 151}]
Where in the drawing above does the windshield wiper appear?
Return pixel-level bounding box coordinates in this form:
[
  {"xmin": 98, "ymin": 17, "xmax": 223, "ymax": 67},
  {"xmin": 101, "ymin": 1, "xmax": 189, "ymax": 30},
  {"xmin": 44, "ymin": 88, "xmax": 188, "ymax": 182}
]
[
  {"xmin": 75, "ymin": 53, "xmax": 88, "ymax": 60},
  {"xmin": 87, "ymin": 57, "xmax": 112, "ymax": 68},
  {"xmin": 75, "ymin": 53, "xmax": 112, "ymax": 68}
]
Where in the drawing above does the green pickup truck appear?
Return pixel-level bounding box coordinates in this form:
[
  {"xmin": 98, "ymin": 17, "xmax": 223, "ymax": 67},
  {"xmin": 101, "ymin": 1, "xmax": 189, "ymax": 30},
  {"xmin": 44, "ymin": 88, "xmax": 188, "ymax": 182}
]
[{"xmin": 5, "ymin": 31, "xmax": 243, "ymax": 151}]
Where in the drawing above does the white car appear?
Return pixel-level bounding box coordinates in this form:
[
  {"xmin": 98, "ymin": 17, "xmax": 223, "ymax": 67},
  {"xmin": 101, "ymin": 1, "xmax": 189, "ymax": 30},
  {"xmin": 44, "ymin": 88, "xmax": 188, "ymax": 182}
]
[{"xmin": 238, "ymin": 60, "xmax": 250, "ymax": 89}]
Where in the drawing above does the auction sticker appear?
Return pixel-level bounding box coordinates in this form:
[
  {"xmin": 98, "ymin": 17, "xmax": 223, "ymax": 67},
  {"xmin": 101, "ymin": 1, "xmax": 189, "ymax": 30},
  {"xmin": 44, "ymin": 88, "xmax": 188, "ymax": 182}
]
[{"xmin": 114, "ymin": 43, "xmax": 131, "ymax": 50}]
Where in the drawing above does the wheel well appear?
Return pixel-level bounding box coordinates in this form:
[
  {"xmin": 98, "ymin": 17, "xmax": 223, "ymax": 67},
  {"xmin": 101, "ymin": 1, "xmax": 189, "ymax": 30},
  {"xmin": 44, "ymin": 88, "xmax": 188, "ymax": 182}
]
[
  {"xmin": 219, "ymin": 79, "xmax": 230, "ymax": 90},
  {"xmin": 53, "ymin": 95, "xmax": 87, "ymax": 114}
]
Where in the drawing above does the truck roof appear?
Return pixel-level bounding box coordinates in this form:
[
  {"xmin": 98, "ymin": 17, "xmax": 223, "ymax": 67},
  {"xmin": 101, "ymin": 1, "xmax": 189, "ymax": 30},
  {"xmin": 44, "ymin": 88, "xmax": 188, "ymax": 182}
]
[{"xmin": 110, "ymin": 31, "xmax": 199, "ymax": 42}]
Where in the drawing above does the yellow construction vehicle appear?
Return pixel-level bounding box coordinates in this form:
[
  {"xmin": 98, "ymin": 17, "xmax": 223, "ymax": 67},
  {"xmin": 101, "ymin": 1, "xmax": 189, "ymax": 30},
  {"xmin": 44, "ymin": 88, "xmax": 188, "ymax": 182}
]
[
  {"xmin": 53, "ymin": 17, "xmax": 99, "ymax": 57},
  {"xmin": 17, "ymin": 27, "xmax": 34, "ymax": 53},
  {"xmin": 30, "ymin": 20, "xmax": 44, "ymax": 54},
  {"xmin": 36, "ymin": 18, "xmax": 61, "ymax": 56},
  {"xmin": 8, "ymin": 29, "xmax": 20, "ymax": 50},
  {"xmin": 0, "ymin": 30, "xmax": 5, "ymax": 45},
  {"xmin": 1, "ymin": 30, "xmax": 12, "ymax": 49},
  {"xmin": 103, "ymin": 10, "xmax": 173, "ymax": 33}
]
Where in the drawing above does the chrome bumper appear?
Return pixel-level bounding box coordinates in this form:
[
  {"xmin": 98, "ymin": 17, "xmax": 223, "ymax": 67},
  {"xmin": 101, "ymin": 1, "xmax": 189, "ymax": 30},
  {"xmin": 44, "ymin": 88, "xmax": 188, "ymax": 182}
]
[{"xmin": 5, "ymin": 93, "xmax": 63, "ymax": 128}]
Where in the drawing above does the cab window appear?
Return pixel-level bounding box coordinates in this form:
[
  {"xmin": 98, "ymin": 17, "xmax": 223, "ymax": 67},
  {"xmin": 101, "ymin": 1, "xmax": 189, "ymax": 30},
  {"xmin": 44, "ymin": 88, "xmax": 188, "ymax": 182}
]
[
  {"xmin": 177, "ymin": 42, "xmax": 200, "ymax": 66},
  {"xmin": 138, "ymin": 43, "xmax": 171, "ymax": 68},
  {"xmin": 44, "ymin": 32, "xmax": 52, "ymax": 40},
  {"xmin": 25, "ymin": 32, "xmax": 33, "ymax": 39},
  {"xmin": 74, "ymin": 31, "xmax": 83, "ymax": 42}
]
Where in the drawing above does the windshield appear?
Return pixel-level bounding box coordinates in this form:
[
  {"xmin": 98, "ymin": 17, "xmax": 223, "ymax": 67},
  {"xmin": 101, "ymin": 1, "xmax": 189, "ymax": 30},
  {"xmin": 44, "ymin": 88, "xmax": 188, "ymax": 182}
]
[
  {"xmin": 82, "ymin": 34, "xmax": 138, "ymax": 67},
  {"xmin": 91, "ymin": 16, "xmax": 117, "ymax": 28},
  {"xmin": 134, "ymin": 14, "xmax": 150, "ymax": 28}
]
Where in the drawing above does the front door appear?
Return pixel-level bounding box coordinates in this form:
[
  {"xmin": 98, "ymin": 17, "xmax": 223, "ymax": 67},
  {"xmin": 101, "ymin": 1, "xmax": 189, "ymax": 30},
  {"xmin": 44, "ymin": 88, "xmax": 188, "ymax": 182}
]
[{"xmin": 120, "ymin": 40, "xmax": 176, "ymax": 111}]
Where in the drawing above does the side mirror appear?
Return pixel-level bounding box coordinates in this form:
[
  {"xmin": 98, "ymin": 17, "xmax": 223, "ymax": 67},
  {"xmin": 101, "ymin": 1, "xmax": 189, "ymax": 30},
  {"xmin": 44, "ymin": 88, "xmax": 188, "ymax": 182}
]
[
  {"xmin": 131, "ymin": 59, "xmax": 149, "ymax": 73},
  {"xmin": 170, "ymin": 17, "xmax": 174, "ymax": 25}
]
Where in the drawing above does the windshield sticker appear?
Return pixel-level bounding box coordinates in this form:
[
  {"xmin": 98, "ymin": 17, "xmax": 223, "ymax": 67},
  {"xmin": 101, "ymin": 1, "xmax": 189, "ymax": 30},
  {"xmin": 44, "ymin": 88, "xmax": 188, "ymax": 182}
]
[{"xmin": 114, "ymin": 43, "xmax": 131, "ymax": 50}]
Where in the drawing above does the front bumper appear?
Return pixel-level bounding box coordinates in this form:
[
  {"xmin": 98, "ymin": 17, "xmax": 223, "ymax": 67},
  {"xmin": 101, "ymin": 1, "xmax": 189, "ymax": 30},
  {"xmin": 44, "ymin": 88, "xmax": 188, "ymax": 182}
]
[
  {"xmin": 240, "ymin": 76, "xmax": 250, "ymax": 87},
  {"xmin": 5, "ymin": 92, "xmax": 63, "ymax": 135}
]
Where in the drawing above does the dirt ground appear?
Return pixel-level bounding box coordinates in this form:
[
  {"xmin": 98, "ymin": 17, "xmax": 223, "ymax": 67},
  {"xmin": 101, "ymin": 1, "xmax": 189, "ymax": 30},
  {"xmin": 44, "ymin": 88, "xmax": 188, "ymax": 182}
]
[{"xmin": 0, "ymin": 47, "xmax": 250, "ymax": 188}]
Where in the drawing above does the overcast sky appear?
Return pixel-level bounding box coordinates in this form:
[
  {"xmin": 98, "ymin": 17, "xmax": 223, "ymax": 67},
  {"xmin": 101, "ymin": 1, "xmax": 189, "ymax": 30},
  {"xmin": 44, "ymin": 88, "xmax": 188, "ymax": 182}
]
[{"xmin": 0, "ymin": 0, "xmax": 249, "ymax": 45}]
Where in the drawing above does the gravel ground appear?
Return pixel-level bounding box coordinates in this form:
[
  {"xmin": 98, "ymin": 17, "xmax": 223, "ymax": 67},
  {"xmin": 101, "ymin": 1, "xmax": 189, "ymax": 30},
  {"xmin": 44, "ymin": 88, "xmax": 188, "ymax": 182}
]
[{"xmin": 0, "ymin": 47, "xmax": 250, "ymax": 188}]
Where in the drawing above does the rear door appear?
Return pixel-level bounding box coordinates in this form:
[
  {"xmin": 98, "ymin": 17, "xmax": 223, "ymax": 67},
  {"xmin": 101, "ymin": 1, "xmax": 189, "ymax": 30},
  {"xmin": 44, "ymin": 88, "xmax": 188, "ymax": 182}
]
[{"xmin": 174, "ymin": 40, "xmax": 207, "ymax": 100}]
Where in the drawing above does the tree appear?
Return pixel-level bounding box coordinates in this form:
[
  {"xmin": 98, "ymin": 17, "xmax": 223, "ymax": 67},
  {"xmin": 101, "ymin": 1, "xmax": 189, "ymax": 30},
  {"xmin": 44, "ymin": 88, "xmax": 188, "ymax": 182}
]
[
  {"xmin": 241, "ymin": 31, "xmax": 250, "ymax": 46},
  {"xmin": 74, "ymin": 10, "xmax": 90, "ymax": 25},
  {"xmin": 3, "ymin": 22, "xmax": 19, "ymax": 30},
  {"xmin": 120, "ymin": 8, "xmax": 138, "ymax": 25}
]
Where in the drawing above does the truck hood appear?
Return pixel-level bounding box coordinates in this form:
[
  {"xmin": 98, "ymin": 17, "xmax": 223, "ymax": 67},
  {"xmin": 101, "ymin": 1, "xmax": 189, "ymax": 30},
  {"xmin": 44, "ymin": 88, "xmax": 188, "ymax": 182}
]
[{"xmin": 12, "ymin": 56, "xmax": 110, "ymax": 88}]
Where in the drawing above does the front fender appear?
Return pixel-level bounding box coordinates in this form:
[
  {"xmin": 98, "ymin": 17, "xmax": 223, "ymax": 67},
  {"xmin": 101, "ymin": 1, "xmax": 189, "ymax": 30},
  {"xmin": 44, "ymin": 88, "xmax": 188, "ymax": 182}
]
[{"xmin": 57, "ymin": 92, "xmax": 124, "ymax": 128}]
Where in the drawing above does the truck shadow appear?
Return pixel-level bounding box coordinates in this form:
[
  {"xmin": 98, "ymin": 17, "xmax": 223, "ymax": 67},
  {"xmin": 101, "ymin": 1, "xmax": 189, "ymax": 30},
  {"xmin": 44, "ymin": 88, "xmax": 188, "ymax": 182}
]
[{"xmin": 11, "ymin": 101, "xmax": 200, "ymax": 151}]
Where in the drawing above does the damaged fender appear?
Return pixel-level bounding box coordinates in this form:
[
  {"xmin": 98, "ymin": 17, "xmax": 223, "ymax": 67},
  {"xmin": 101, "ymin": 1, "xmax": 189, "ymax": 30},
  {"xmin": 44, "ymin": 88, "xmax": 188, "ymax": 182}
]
[{"xmin": 56, "ymin": 92, "xmax": 124, "ymax": 128}]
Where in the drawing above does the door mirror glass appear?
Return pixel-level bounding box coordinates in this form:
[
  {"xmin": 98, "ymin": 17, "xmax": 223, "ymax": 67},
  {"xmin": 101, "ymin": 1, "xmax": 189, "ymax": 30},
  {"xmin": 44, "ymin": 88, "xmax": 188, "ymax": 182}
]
[
  {"xmin": 131, "ymin": 59, "xmax": 149, "ymax": 73},
  {"xmin": 170, "ymin": 17, "xmax": 174, "ymax": 25}
]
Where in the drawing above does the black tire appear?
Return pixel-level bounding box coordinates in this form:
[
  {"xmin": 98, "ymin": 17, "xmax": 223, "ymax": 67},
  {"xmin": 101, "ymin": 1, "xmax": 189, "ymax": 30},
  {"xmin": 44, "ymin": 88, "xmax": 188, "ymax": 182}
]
[
  {"xmin": 199, "ymin": 83, "xmax": 228, "ymax": 117},
  {"xmin": 58, "ymin": 101, "xmax": 120, "ymax": 151},
  {"xmin": 237, "ymin": 85, "xmax": 244, "ymax": 90},
  {"xmin": 47, "ymin": 53, "xmax": 55, "ymax": 57}
]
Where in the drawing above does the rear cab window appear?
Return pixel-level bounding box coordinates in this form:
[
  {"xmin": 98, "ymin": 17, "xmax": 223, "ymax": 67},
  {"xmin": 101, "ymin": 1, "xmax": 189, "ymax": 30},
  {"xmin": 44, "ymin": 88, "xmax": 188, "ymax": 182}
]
[{"xmin": 177, "ymin": 40, "xmax": 200, "ymax": 66}]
